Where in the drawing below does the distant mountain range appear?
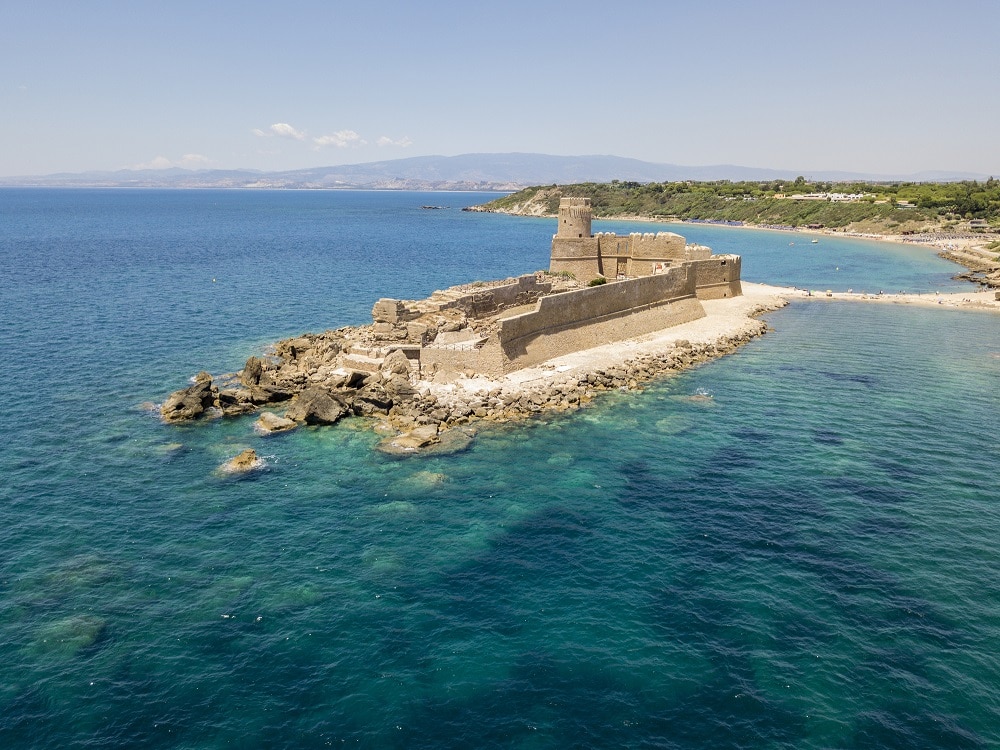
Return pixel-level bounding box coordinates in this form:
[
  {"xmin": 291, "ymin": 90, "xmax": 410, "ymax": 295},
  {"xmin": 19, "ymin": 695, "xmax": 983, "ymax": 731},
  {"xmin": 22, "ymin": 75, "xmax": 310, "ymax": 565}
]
[{"xmin": 0, "ymin": 153, "xmax": 991, "ymax": 190}]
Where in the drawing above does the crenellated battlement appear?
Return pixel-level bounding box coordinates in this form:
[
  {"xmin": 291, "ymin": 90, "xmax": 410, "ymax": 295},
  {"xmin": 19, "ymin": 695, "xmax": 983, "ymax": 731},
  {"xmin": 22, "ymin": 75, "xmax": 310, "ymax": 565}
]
[{"xmin": 555, "ymin": 196, "xmax": 592, "ymax": 239}]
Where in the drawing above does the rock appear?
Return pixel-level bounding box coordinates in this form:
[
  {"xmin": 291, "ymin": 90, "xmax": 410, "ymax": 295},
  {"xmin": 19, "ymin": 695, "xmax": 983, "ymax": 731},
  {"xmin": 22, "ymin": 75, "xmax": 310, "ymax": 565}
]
[
  {"xmin": 286, "ymin": 337, "xmax": 313, "ymax": 360},
  {"xmin": 385, "ymin": 374, "xmax": 417, "ymax": 399},
  {"xmin": 343, "ymin": 369, "xmax": 367, "ymax": 389},
  {"xmin": 220, "ymin": 449, "xmax": 264, "ymax": 473},
  {"xmin": 241, "ymin": 356, "xmax": 264, "ymax": 386},
  {"xmin": 285, "ymin": 387, "xmax": 348, "ymax": 425},
  {"xmin": 161, "ymin": 379, "xmax": 216, "ymax": 422},
  {"xmin": 355, "ymin": 384, "xmax": 393, "ymax": 413},
  {"xmin": 217, "ymin": 388, "xmax": 258, "ymax": 417},
  {"xmin": 255, "ymin": 411, "xmax": 298, "ymax": 434},
  {"xmin": 381, "ymin": 424, "xmax": 440, "ymax": 453},
  {"xmin": 382, "ymin": 348, "xmax": 412, "ymax": 376},
  {"xmin": 247, "ymin": 384, "xmax": 294, "ymax": 405},
  {"xmin": 372, "ymin": 298, "xmax": 405, "ymax": 324},
  {"xmin": 31, "ymin": 614, "xmax": 107, "ymax": 657}
]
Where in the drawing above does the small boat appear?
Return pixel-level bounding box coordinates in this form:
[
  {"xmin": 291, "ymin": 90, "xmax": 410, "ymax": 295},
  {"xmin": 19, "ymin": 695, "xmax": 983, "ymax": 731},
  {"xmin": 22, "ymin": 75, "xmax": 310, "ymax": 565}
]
[{"xmin": 811, "ymin": 239, "xmax": 819, "ymax": 244}]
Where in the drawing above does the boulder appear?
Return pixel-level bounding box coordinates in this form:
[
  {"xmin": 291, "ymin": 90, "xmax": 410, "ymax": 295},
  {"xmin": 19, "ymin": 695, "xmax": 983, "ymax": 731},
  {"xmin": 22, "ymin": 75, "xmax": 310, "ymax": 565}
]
[
  {"xmin": 385, "ymin": 374, "xmax": 417, "ymax": 399},
  {"xmin": 382, "ymin": 349, "xmax": 412, "ymax": 377},
  {"xmin": 287, "ymin": 337, "xmax": 313, "ymax": 360},
  {"xmin": 220, "ymin": 448, "xmax": 264, "ymax": 473},
  {"xmin": 285, "ymin": 388, "xmax": 348, "ymax": 425},
  {"xmin": 355, "ymin": 384, "xmax": 393, "ymax": 414},
  {"xmin": 216, "ymin": 388, "xmax": 258, "ymax": 417},
  {"xmin": 344, "ymin": 369, "xmax": 367, "ymax": 389},
  {"xmin": 372, "ymin": 298, "xmax": 405, "ymax": 324},
  {"xmin": 240, "ymin": 356, "xmax": 264, "ymax": 387},
  {"xmin": 255, "ymin": 411, "xmax": 298, "ymax": 434},
  {"xmin": 385, "ymin": 424, "xmax": 440, "ymax": 452},
  {"xmin": 247, "ymin": 384, "xmax": 294, "ymax": 405},
  {"xmin": 161, "ymin": 379, "xmax": 216, "ymax": 422}
]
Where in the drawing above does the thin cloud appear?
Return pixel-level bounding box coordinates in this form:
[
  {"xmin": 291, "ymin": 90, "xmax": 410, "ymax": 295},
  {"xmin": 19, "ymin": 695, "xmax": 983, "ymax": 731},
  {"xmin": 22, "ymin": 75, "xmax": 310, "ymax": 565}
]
[
  {"xmin": 270, "ymin": 122, "xmax": 306, "ymax": 140},
  {"xmin": 253, "ymin": 123, "xmax": 307, "ymax": 140},
  {"xmin": 376, "ymin": 135, "xmax": 413, "ymax": 148},
  {"xmin": 313, "ymin": 130, "xmax": 364, "ymax": 148}
]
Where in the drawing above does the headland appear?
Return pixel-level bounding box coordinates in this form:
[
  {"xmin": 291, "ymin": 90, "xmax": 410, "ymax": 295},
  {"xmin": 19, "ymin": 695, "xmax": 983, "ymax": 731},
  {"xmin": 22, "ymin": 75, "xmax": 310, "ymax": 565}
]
[
  {"xmin": 160, "ymin": 198, "xmax": 785, "ymax": 453},
  {"xmin": 159, "ymin": 197, "xmax": 1000, "ymax": 457}
]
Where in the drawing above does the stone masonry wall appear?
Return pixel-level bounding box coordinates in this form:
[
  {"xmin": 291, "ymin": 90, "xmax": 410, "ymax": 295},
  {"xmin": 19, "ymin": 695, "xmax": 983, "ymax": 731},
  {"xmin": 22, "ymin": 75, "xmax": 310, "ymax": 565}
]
[
  {"xmin": 496, "ymin": 266, "xmax": 705, "ymax": 371},
  {"xmin": 688, "ymin": 256, "xmax": 743, "ymax": 299},
  {"xmin": 624, "ymin": 231, "xmax": 688, "ymax": 260}
]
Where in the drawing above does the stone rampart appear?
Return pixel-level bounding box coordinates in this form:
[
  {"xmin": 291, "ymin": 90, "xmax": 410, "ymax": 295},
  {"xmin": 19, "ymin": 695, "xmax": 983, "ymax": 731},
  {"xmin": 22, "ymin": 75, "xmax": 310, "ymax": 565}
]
[
  {"xmin": 421, "ymin": 341, "xmax": 504, "ymax": 380},
  {"xmin": 688, "ymin": 255, "xmax": 743, "ymax": 299},
  {"xmin": 496, "ymin": 267, "xmax": 705, "ymax": 371},
  {"xmin": 549, "ymin": 237, "xmax": 603, "ymax": 280},
  {"xmin": 373, "ymin": 274, "xmax": 552, "ymax": 324},
  {"xmin": 625, "ymin": 231, "xmax": 687, "ymax": 260}
]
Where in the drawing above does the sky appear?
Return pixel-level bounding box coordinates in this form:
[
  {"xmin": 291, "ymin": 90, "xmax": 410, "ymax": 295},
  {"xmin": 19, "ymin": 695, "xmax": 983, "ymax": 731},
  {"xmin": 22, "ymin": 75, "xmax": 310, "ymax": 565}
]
[{"xmin": 2, "ymin": 0, "xmax": 998, "ymax": 178}]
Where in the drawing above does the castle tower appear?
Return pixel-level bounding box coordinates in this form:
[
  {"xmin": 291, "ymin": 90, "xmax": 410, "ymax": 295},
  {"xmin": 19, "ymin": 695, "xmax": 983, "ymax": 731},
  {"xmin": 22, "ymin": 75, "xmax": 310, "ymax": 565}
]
[{"xmin": 555, "ymin": 197, "xmax": 592, "ymax": 239}]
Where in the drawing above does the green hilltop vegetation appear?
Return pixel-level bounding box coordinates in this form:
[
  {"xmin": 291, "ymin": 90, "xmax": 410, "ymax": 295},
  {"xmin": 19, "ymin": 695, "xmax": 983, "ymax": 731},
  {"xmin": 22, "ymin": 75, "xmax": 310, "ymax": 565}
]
[{"xmin": 483, "ymin": 178, "xmax": 1000, "ymax": 234}]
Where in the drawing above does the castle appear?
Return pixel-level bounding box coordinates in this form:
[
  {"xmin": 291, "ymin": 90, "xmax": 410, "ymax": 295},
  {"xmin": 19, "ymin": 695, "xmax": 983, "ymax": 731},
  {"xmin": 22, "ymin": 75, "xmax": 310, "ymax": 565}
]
[
  {"xmin": 549, "ymin": 197, "xmax": 742, "ymax": 298},
  {"xmin": 348, "ymin": 197, "xmax": 744, "ymax": 379}
]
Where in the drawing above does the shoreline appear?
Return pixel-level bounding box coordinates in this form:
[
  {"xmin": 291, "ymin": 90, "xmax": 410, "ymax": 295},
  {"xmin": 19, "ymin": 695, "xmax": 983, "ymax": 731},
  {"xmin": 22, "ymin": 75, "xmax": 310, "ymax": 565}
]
[
  {"xmin": 480, "ymin": 205, "xmax": 999, "ymax": 286},
  {"xmin": 749, "ymin": 282, "xmax": 1000, "ymax": 312},
  {"xmin": 159, "ymin": 280, "xmax": 999, "ymax": 458}
]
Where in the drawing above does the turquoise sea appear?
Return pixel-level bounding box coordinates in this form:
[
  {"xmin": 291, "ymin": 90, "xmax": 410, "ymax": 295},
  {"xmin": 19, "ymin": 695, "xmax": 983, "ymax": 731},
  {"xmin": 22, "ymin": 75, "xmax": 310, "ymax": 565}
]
[{"xmin": 1, "ymin": 189, "xmax": 997, "ymax": 748}]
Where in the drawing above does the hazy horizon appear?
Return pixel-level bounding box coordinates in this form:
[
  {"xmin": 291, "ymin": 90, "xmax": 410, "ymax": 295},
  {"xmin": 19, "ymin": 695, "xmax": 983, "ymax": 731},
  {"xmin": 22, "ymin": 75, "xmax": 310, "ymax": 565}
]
[{"xmin": 3, "ymin": 0, "xmax": 998, "ymax": 178}]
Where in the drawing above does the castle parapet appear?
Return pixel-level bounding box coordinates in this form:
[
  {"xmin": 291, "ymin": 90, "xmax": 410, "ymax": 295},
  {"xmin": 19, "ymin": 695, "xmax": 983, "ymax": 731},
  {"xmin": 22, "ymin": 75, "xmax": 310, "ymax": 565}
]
[{"xmin": 555, "ymin": 197, "xmax": 592, "ymax": 239}]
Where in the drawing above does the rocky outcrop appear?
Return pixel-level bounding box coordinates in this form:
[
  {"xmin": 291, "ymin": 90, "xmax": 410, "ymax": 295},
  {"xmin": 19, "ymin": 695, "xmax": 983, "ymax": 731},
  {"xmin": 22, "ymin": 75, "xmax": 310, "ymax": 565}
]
[
  {"xmin": 255, "ymin": 411, "xmax": 298, "ymax": 434},
  {"xmin": 284, "ymin": 387, "xmax": 349, "ymax": 425},
  {"xmin": 160, "ymin": 375, "xmax": 217, "ymax": 422},
  {"xmin": 159, "ymin": 277, "xmax": 784, "ymax": 452}
]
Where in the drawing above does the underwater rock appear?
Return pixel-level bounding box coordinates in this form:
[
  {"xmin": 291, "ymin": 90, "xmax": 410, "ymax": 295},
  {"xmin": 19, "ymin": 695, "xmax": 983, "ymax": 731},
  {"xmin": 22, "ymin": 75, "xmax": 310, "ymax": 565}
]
[
  {"xmin": 255, "ymin": 411, "xmax": 297, "ymax": 434},
  {"xmin": 378, "ymin": 426, "xmax": 474, "ymax": 456},
  {"xmin": 380, "ymin": 424, "xmax": 440, "ymax": 453},
  {"xmin": 31, "ymin": 614, "xmax": 106, "ymax": 657}
]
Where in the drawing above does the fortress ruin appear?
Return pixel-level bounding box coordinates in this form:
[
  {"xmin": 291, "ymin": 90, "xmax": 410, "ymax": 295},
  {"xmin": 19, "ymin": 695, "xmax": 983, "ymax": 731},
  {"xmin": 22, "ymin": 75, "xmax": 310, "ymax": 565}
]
[
  {"xmin": 550, "ymin": 197, "xmax": 742, "ymax": 297},
  {"xmin": 163, "ymin": 198, "xmax": 750, "ymax": 438},
  {"xmin": 352, "ymin": 197, "xmax": 744, "ymax": 380}
]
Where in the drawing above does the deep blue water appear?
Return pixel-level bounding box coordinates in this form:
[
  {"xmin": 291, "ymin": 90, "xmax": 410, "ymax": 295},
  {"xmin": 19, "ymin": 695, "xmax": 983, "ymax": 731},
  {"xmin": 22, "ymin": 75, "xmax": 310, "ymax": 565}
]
[{"xmin": 1, "ymin": 189, "xmax": 997, "ymax": 748}]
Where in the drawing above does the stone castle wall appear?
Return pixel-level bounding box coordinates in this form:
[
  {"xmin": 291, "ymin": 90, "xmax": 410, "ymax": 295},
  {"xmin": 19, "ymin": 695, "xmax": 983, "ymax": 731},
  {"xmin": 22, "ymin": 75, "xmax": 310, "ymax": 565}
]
[
  {"xmin": 373, "ymin": 274, "xmax": 553, "ymax": 324},
  {"xmin": 626, "ymin": 231, "xmax": 688, "ymax": 260},
  {"xmin": 495, "ymin": 265, "xmax": 704, "ymax": 371},
  {"xmin": 688, "ymin": 256, "xmax": 743, "ymax": 299},
  {"xmin": 549, "ymin": 198, "xmax": 744, "ymax": 299},
  {"xmin": 367, "ymin": 199, "xmax": 744, "ymax": 379}
]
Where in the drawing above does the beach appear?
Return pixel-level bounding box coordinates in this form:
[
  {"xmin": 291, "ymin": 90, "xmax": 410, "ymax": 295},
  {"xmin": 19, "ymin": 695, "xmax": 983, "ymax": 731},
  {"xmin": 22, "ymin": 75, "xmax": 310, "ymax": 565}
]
[{"xmin": 752, "ymin": 282, "xmax": 1000, "ymax": 311}]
